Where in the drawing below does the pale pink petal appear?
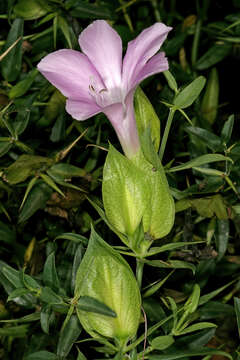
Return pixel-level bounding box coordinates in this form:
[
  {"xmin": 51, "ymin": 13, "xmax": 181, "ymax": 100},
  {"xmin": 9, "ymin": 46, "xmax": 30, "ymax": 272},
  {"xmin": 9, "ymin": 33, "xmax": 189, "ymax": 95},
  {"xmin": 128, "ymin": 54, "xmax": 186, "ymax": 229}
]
[
  {"xmin": 122, "ymin": 23, "xmax": 172, "ymax": 92},
  {"xmin": 79, "ymin": 20, "xmax": 122, "ymax": 89},
  {"xmin": 37, "ymin": 49, "xmax": 104, "ymax": 101},
  {"xmin": 103, "ymin": 91, "xmax": 140, "ymax": 158},
  {"xmin": 132, "ymin": 52, "xmax": 169, "ymax": 89},
  {"xmin": 66, "ymin": 99, "xmax": 101, "ymax": 120}
]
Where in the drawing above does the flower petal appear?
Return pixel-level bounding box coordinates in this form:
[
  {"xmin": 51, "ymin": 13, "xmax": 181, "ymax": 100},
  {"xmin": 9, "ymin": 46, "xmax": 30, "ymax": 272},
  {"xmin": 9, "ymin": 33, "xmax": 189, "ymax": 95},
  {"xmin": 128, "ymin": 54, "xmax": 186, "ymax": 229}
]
[
  {"xmin": 66, "ymin": 98, "xmax": 101, "ymax": 120},
  {"xmin": 122, "ymin": 23, "xmax": 172, "ymax": 92},
  {"xmin": 79, "ymin": 20, "xmax": 122, "ymax": 89},
  {"xmin": 103, "ymin": 91, "xmax": 140, "ymax": 158},
  {"xmin": 37, "ymin": 49, "xmax": 103, "ymax": 101},
  {"xmin": 132, "ymin": 52, "xmax": 169, "ymax": 88}
]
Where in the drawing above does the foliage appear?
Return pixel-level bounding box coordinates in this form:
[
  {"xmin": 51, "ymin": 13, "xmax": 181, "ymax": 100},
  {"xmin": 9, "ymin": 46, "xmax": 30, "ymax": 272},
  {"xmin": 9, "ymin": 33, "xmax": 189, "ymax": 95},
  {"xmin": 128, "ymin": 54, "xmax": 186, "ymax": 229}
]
[{"xmin": 0, "ymin": 0, "xmax": 240, "ymax": 359}]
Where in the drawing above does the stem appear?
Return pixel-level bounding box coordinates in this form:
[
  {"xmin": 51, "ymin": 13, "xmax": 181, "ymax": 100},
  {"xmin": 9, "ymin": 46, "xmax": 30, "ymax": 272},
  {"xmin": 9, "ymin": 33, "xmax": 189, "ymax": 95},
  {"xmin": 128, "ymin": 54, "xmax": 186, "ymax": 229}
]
[
  {"xmin": 191, "ymin": 18, "xmax": 202, "ymax": 67},
  {"xmin": 159, "ymin": 108, "xmax": 176, "ymax": 162},
  {"xmin": 151, "ymin": 0, "xmax": 161, "ymax": 22},
  {"xmin": 136, "ymin": 258, "xmax": 144, "ymax": 289}
]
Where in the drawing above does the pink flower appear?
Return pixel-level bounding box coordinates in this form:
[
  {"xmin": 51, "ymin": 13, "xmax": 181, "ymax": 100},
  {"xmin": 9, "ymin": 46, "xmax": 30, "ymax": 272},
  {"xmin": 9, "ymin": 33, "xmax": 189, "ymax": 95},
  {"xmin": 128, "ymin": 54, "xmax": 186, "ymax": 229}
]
[{"xmin": 37, "ymin": 20, "xmax": 171, "ymax": 158}]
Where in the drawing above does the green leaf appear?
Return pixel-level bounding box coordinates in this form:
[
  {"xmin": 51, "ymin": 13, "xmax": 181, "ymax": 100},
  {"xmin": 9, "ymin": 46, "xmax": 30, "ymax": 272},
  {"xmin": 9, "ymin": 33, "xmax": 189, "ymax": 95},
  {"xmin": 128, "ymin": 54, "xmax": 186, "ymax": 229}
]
[
  {"xmin": 102, "ymin": 145, "xmax": 149, "ymax": 237},
  {"xmin": 14, "ymin": 0, "xmax": 51, "ymax": 20},
  {"xmin": 40, "ymin": 304, "xmax": 52, "ymax": 334},
  {"xmin": 163, "ymin": 70, "xmax": 178, "ymax": 93},
  {"xmin": 147, "ymin": 241, "xmax": 203, "ymax": 256},
  {"xmin": 185, "ymin": 126, "xmax": 223, "ymax": 152},
  {"xmin": 148, "ymin": 348, "xmax": 232, "ymax": 360},
  {"xmin": 234, "ymin": 297, "xmax": 240, "ymax": 338},
  {"xmin": 216, "ymin": 219, "xmax": 229, "ymax": 261},
  {"xmin": 57, "ymin": 314, "xmax": 82, "ymax": 358},
  {"xmin": 221, "ymin": 114, "xmax": 234, "ymax": 144},
  {"xmin": 200, "ymin": 67, "xmax": 219, "ymax": 125},
  {"xmin": 9, "ymin": 68, "xmax": 38, "ymax": 99},
  {"xmin": 39, "ymin": 287, "xmax": 63, "ymax": 305},
  {"xmin": 47, "ymin": 163, "xmax": 86, "ymax": 180},
  {"xmin": 133, "ymin": 151, "xmax": 175, "ymax": 240},
  {"xmin": 173, "ymin": 76, "xmax": 206, "ymax": 109},
  {"xmin": 134, "ymin": 86, "xmax": 161, "ymax": 151},
  {"xmin": 143, "ymin": 270, "xmax": 174, "ymax": 298},
  {"xmin": 195, "ymin": 43, "xmax": 232, "ymax": 70},
  {"xmin": 3, "ymin": 154, "xmax": 54, "ymax": 185},
  {"xmin": 18, "ymin": 181, "xmax": 53, "ymax": 223},
  {"xmin": 25, "ymin": 351, "xmax": 58, "ymax": 360},
  {"xmin": 168, "ymin": 153, "xmax": 232, "ymax": 172},
  {"xmin": 43, "ymin": 252, "xmax": 60, "ymax": 291},
  {"xmin": 0, "ymin": 141, "xmax": 12, "ymax": 157},
  {"xmin": 77, "ymin": 296, "xmax": 116, "ymax": 318},
  {"xmin": 199, "ymin": 280, "xmax": 236, "ymax": 306},
  {"xmin": 0, "ymin": 220, "xmax": 16, "ymax": 244},
  {"xmin": 177, "ymin": 322, "xmax": 216, "ymax": 335},
  {"xmin": 66, "ymin": 0, "xmax": 114, "ymax": 19},
  {"xmin": 150, "ymin": 335, "xmax": 175, "ymax": 350},
  {"xmin": 184, "ymin": 284, "xmax": 200, "ymax": 314},
  {"xmin": 58, "ymin": 16, "xmax": 72, "ymax": 48},
  {"xmin": 1, "ymin": 18, "xmax": 23, "ymax": 81},
  {"xmin": 7, "ymin": 287, "xmax": 31, "ymax": 301},
  {"xmin": 0, "ymin": 324, "xmax": 29, "ymax": 337},
  {"xmin": 75, "ymin": 227, "xmax": 141, "ymax": 341},
  {"xmin": 54, "ymin": 233, "xmax": 88, "ymax": 245},
  {"xmin": 144, "ymin": 259, "xmax": 196, "ymax": 274}
]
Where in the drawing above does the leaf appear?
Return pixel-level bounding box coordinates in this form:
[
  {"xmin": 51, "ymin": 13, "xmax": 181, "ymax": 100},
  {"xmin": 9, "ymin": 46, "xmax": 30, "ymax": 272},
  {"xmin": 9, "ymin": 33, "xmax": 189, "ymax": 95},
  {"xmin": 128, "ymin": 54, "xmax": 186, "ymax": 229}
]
[
  {"xmin": 9, "ymin": 68, "xmax": 38, "ymax": 99},
  {"xmin": 7, "ymin": 288, "xmax": 31, "ymax": 301},
  {"xmin": 58, "ymin": 16, "xmax": 72, "ymax": 48},
  {"xmin": 75, "ymin": 227, "xmax": 141, "ymax": 341},
  {"xmin": 18, "ymin": 181, "xmax": 53, "ymax": 223},
  {"xmin": 199, "ymin": 280, "xmax": 235, "ymax": 306},
  {"xmin": 14, "ymin": 0, "xmax": 51, "ymax": 20},
  {"xmin": 134, "ymin": 86, "xmax": 161, "ymax": 151},
  {"xmin": 177, "ymin": 322, "xmax": 216, "ymax": 335},
  {"xmin": 0, "ymin": 141, "xmax": 12, "ymax": 157},
  {"xmin": 173, "ymin": 76, "xmax": 206, "ymax": 109},
  {"xmin": 0, "ymin": 324, "xmax": 29, "ymax": 337},
  {"xmin": 148, "ymin": 348, "xmax": 232, "ymax": 360},
  {"xmin": 40, "ymin": 304, "xmax": 52, "ymax": 334},
  {"xmin": 43, "ymin": 252, "xmax": 60, "ymax": 291},
  {"xmin": 0, "ymin": 220, "xmax": 16, "ymax": 244},
  {"xmin": 0, "ymin": 18, "xmax": 23, "ymax": 81},
  {"xmin": 25, "ymin": 351, "xmax": 58, "ymax": 360},
  {"xmin": 54, "ymin": 233, "xmax": 88, "ymax": 245},
  {"xmin": 77, "ymin": 296, "xmax": 116, "ymax": 317},
  {"xmin": 144, "ymin": 259, "xmax": 196, "ymax": 274},
  {"xmin": 3, "ymin": 154, "xmax": 54, "ymax": 185},
  {"xmin": 221, "ymin": 114, "xmax": 234, "ymax": 144},
  {"xmin": 47, "ymin": 163, "xmax": 86, "ymax": 180},
  {"xmin": 66, "ymin": 0, "xmax": 114, "ymax": 19},
  {"xmin": 143, "ymin": 270, "xmax": 175, "ymax": 298},
  {"xmin": 39, "ymin": 287, "xmax": 63, "ymax": 305},
  {"xmin": 102, "ymin": 145, "xmax": 149, "ymax": 237},
  {"xmin": 234, "ymin": 297, "xmax": 240, "ymax": 338},
  {"xmin": 200, "ymin": 67, "xmax": 219, "ymax": 125},
  {"xmin": 195, "ymin": 43, "xmax": 232, "ymax": 70},
  {"xmin": 57, "ymin": 314, "xmax": 82, "ymax": 358},
  {"xmin": 185, "ymin": 126, "xmax": 223, "ymax": 152},
  {"xmin": 168, "ymin": 153, "xmax": 232, "ymax": 172},
  {"xmin": 163, "ymin": 70, "xmax": 178, "ymax": 93},
  {"xmin": 147, "ymin": 241, "xmax": 203, "ymax": 256},
  {"xmin": 133, "ymin": 151, "xmax": 175, "ymax": 240},
  {"xmin": 150, "ymin": 335, "xmax": 175, "ymax": 350},
  {"xmin": 190, "ymin": 195, "xmax": 228, "ymax": 220},
  {"xmin": 216, "ymin": 219, "xmax": 229, "ymax": 261}
]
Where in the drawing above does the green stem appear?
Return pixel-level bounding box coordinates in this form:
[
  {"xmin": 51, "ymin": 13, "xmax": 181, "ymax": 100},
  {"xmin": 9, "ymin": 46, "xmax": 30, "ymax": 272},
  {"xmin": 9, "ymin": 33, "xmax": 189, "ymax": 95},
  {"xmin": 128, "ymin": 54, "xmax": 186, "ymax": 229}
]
[
  {"xmin": 159, "ymin": 108, "xmax": 176, "ymax": 162},
  {"xmin": 191, "ymin": 18, "xmax": 202, "ymax": 67},
  {"xmin": 151, "ymin": 0, "xmax": 161, "ymax": 22},
  {"xmin": 136, "ymin": 258, "xmax": 144, "ymax": 289}
]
